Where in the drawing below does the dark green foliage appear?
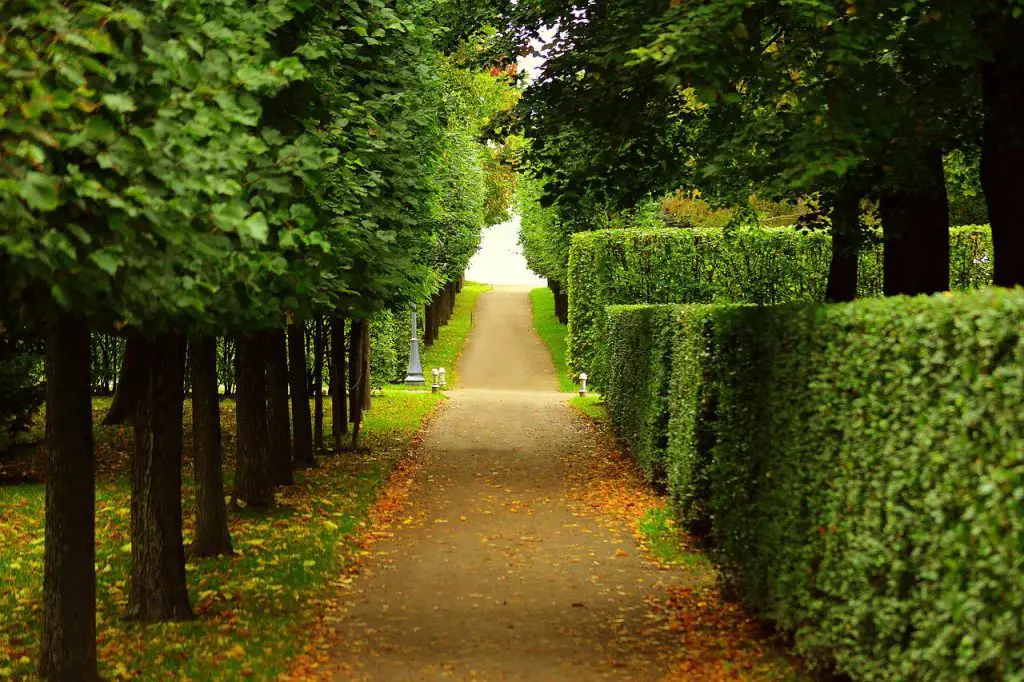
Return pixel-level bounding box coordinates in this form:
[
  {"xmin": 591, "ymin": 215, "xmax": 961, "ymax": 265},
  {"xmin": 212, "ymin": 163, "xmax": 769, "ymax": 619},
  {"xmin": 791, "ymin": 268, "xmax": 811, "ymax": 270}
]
[
  {"xmin": 569, "ymin": 226, "xmax": 993, "ymax": 384},
  {"xmin": 601, "ymin": 305, "xmax": 677, "ymax": 486},
  {"xmin": 603, "ymin": 290, "xmax": 1024, "ymax": 679},
  {"xmin": 0, "ymin": 329, "xmax": 44, "ymax": 453}
]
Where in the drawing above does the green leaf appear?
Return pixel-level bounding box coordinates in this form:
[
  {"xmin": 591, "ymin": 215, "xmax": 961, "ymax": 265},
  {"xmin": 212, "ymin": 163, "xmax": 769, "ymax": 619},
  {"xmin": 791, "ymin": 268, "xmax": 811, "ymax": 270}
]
[
  {"xmin": 241, "ymin": 212, "xmax": 269, "ymax": 243},
  {"xmin": 90, "ymin": 250, "xmax": 120, "ymax": 275},
  {"xmin": 18, "ymin": 173, "xmax": 60, "ymax": 211},
  {"xmin": 101, "ymin": 93, "xmax": 136, "ymax": 113}
]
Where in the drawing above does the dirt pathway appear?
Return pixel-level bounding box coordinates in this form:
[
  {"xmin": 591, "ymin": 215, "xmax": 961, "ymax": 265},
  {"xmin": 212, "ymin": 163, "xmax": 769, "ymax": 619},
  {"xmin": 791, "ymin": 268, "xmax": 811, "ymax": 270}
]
[{"xmin": 328, "ymin": 287, "xmax": 694, "ymax": 680}]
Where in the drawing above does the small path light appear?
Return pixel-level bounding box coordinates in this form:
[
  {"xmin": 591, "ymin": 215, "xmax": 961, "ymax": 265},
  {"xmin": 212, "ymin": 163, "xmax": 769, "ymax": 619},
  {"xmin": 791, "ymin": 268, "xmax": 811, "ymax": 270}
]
[
  {"xmin": 404, "ymin": 306, "xmax": 425, "ymax": 385},
  {"xmin": 439, "ymin": 367, "xmax": 447, "ymax": 389},
  {"xmin": 579, "ymin": 372, "xmax": 588, "ymax": 397},
  {"xmin": 432, "ymin": 368, "xmax": 440, "ymax": 394}
]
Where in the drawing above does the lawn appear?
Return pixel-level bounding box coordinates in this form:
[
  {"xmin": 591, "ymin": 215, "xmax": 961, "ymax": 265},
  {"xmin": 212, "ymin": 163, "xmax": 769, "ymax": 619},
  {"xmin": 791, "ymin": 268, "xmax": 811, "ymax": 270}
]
[
  {"xmin": 0, "ymin": 285, "xmax": 487, "ymax": 681},
  {"xmin": 528, "ymin": 287, "xmax": 577, "ymax": 393}
]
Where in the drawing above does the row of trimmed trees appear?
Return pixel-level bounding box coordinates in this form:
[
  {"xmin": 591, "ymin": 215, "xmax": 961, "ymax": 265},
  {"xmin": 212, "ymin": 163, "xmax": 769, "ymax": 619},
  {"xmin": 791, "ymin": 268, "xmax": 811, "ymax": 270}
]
[{"xmin": 0, "ymin": 0, "xmax": 514, "ymax": 678}]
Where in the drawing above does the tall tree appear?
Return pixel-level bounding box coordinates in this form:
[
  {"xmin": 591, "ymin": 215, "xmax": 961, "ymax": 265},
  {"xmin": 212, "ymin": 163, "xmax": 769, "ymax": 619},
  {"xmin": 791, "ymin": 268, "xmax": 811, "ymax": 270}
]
[
  {"xmin": 330, "ymin": 317, "xmax": 348, "ymax": 449},
  {"xmin": 189, "ymin": 335, "xmax": 232, "ymax": 558},
  {"xmin": 40, "ymin": 314, "xmax": 96, "ymax": 681},
  {"xmin": 129, "ymin": 332, "xmax": 192, "ymax": 622},
  {"xmin": 287, "ymin": 322, "xmax": 316, "ymax": 469},
  {"xmin": 265, "ymin": 328, "xmax": 292, "ymax": 485},
  {"xmin": 234, "ymin": 335, "xmax": 274, "ymax": 509}
]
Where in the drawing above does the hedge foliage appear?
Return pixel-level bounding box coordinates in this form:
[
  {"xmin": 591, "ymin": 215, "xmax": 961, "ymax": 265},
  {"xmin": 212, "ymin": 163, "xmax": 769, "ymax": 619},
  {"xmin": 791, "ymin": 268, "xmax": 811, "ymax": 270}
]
[
  {"xmin": 568, "ymin": 225, "xmax": 993, "ymax": 384},
  {"xmin": 603, "ymin": 289, "xmax": 1024, "ymax": 680}
]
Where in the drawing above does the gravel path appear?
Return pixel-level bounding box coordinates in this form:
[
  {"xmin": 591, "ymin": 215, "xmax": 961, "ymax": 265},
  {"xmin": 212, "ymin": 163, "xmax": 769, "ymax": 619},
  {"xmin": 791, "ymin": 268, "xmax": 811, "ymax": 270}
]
[{"xmin": 330, "ymin": 287, "xmax": 687, "ymax": 681}]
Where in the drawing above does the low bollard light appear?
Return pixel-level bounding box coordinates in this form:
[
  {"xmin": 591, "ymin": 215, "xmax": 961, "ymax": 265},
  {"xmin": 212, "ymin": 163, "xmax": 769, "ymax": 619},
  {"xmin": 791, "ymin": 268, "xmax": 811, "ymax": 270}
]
[
  {"xmin": 431, "ymin": 368, "xmax": 440, "ymax": 394},
  {"xmin": 578, "ymin": 372, "xmax": 588, "ymax": 397},
  {"xmin": 439, "ymin": 367, "xmax": 447, "ymax": 389}
]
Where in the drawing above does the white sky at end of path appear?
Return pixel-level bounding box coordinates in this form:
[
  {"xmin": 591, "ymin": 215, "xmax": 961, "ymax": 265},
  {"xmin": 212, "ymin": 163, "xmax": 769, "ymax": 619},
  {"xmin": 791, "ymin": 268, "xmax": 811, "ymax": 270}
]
[{"xmin": 465, "ymin": 215, "xmax": 546, "ymax": 287}]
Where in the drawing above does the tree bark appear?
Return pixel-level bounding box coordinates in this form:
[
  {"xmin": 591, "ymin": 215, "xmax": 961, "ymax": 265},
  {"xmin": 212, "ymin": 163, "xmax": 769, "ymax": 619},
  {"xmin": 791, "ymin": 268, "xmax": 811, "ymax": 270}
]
[
  {"xmin": 103, "ymin": 335, "xmax": 144, "ymax": 425},
  {"xmin": 313, "ymin": 317, "xmax": 325, "ymax": 453},
  {"xmin": 129, "ymin": 331, "xmax": 193, "ymax": 622},
  {"xmin": 825, "ymin": 187, "xmax": 863, "ymax": 303},
  {"xmin": 265, "ymin": 328, "xmax": 292, "ymax": 486},
  {"xmin": 980, "ymin": 15, "xmax": 1024, "ymax": 287},
  {"xmin": 431, "ymin": 292, "xmax": 442, "ymax": 341},
  {"xmin": 349, "ymin": 318, "xmax": 368, "ymax": 448},
  {"xmin": 189, "ymin": 335, "xmax": 232, "ymax": 558},
  {"xmin": 423, "ymin": 302, "xmax": 435, "ymax": 346},
  {"xmin": 881, "ymin": 146, "xmax": 950, "ymax": 296},
  {"xmin": 234, "ymin": 334, "xmax": 274, "ymax": 508},
  {"xmin": 331, "ymin": 316, "xmax": 348, "ymax": 448},
  {"xmin": 41, "ymin": 314, "xmax": 97, "ymax": 681},
  {"xmin": 287, "ymin": 322, "xmax": 316, "ymax": 469}
]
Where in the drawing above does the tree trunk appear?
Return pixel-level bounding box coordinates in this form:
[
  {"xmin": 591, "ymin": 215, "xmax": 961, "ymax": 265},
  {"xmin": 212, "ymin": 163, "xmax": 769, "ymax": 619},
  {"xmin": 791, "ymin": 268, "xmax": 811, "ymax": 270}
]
[
  {"xmin": 423, "ymin": 302, "xmax": 435, "ymax": 346},
  {"xmin": 129, "ymin": 331, "xmax": 193, "ymax": 622},
  {"xmin": 980, "ymin": 15, "xmax": 1024, "ymax": 287},
  {"xmin": 265, "ymin": 328, "xmax": 292, "ymax": 486},
  {"xmin": 456, "ymin": 276, "xmax": 464, "ymax": 293},
  {"xmin": 313, "ymin": 317, "xmax": 325, "ymax": 453},
  {"xmin": 103, "ymin": 336, "xmax": 144, "ymax": 425},
  {"xmin": 431, "ymin": 292, "xmax": 442, "ymax": 341},
  {"xmin": 825, "ymin": 187, "xmax": 863, "ymax": 303},
  {"xmin": 349, "ymin": 318, "xmax": 367, "ymax": 448},
  {"xmin": 362, "ymin": 319, "xmax": 372, "ymax": 412},
  {"xmin": 41, "ymin": 314, "xmax": 97, "ymax": 681},
  {"xmin": 331, "ymin": 316, "xmax": 348, "ymax": 448},
  {"xmin": 189, "ymin": 335, "xmax": 232, "ymax": 558},
  {"xmin": 881, "ymin": 146, "xmax": 950, "ymax": 296},
  {"xmin": 234, "ymin": 334, "xmax": 274, "ymax": 508},
  {"xmin": 287, "ymin": 322, "xmax": 316, "ymax": 469}
]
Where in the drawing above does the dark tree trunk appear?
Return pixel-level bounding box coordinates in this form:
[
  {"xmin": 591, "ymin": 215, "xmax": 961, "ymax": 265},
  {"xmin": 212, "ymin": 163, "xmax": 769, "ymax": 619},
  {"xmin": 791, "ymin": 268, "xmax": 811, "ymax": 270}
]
[
  {"xmin": 431, "ymin": 292, "xmax": 442, "ymax": 340},
  {"xmin": 129, "ymin": 331, "xmax": 193, "ymax": 622},
  {"xmin": 825, "ymin": 187, "xmax": 863, "ymax": 303},
  {"xmin": 189, "ymin": 335, "xmax": 232, "ymax": 558},
  {"xmin": 103, "ymin": 336, "xmax": 144, "ymax": 425},
  {"xmin": 362, "ymin": 319, "xmax": 372, "ymax": 412},
  {"xmin": 881, "ymin": 146, "xmax": 950, "ymax": 296},
  {"xmin": 287, "ymin": 322, "xmax": 316, "ymax": 469},
  {"xmin": 980, "ymin": 15, "xmax": 1024, "ymax": 287},
  {"xmin": 331, "ymin": 317, "xmax": 348, "ymax": 448},
  {"xmin": 234, "ymin": 334, "xmax": 274, "ymax": 508},
  {"xmin": 456, "ymin": 276, "xmax": 464, "ymax": 293},
  {"xmin": 265, "ymin": 329, "xmax": 292, "ymax": 486},
  {"xmin": 423, "ymin": 302, "xmax": 435, "ymax": 346},
  {"xmin": 312, "ymin": 318, "xmax": 325, "ymax": 453},
  {"xmin": 349, "ymin": 319, "xmax": 368, "ymax": 448},
  {"xmin": 41, "ymin": 314, "xmax": 97, "ymax": 681},
  {"xmin": 556, "ymin": 291, "xmax": 568, "ymax": 324}
]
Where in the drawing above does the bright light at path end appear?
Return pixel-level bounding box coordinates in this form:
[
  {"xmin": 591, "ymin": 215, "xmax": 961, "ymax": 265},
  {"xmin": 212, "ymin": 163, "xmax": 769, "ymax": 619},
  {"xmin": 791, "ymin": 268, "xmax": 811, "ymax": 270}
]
[{"xmin": 466, "ymin": 216, "xmax": 546, "ymax": 287}]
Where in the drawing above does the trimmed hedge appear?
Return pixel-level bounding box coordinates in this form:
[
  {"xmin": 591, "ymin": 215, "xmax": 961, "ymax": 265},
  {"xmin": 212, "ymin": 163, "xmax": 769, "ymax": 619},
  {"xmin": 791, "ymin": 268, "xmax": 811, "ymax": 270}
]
[
  {"xmin": 604, "ymin": 289, "xmax": 1024, "ymax": 680},
  {"xmin": 602, "ymin": 305, "xmax": 677, "ymax": 485},
  {"xmin": 569, "ymin": 225, "xmax": 993, "ymax": 385}
]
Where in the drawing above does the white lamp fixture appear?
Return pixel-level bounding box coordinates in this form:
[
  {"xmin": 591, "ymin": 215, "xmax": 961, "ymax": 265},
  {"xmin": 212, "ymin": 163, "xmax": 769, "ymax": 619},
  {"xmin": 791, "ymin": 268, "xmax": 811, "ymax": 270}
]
[
  {"xmin": 439, "ymin": 367, "xmax": 447, "ymax": 389},
  {"xmin": 431, "ymin": 368, "xmax": 440, "ymax": 394},
  {"xmin": 579, "ymin": 372, "xmax": 588, "ymax": 397}
]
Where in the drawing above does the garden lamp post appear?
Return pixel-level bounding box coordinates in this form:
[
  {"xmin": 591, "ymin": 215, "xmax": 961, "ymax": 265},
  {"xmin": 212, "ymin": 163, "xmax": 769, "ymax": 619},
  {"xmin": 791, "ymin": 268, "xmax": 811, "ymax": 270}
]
[
  {"xmin": 431, "ymin": 368, "xmax": 440, "ymax": 393},
  {"xmin": 439, "ymin": 367, "xmax": 447, "ymax": 389},
  {"xmin": 404, "ymin": 306, "xmax": 425, "ymax": 385},
  {"xmin": 579, "ymin": 372, "xmax": 588, "ymax": 397}
]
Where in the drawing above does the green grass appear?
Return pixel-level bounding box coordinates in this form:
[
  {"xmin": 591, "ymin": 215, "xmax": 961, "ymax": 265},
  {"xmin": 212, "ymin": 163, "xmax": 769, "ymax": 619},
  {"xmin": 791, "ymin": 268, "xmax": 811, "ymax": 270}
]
[
  {"xmin": 568, "ymin": 394, "xmax": 607, "ymax": 420},
  {"xmin": 0, "ymin": 287, "xmax": 486, "ymax": 681},
  {"xmin": 528, "ymin": 287, "xmax": 576, "ymax": 392},
  {"xmin": 636, "ymin": 507, "xmax": 709, "ymax": 570}
]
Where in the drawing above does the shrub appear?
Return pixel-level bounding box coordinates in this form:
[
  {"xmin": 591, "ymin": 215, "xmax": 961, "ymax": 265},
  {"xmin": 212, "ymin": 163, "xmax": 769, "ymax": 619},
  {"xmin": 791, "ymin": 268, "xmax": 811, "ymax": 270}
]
[
  {"xmin": 568, "ymin": 225, "xmax": 992, "ymax": 385},
  {"xmin": 602, "ymin": 305, "xmax": 677, "ymax": 485},
  {"xmin": 604, "ymin": 289, "xmax": 1024, "ymax": 679}
]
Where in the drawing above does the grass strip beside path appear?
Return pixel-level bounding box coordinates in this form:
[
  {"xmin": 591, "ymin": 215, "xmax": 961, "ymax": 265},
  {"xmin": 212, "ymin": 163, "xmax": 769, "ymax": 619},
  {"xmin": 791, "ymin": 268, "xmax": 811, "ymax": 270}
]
[{"xmin": 528, "ymin": 287, "xmax": 576, "ymax": 393}]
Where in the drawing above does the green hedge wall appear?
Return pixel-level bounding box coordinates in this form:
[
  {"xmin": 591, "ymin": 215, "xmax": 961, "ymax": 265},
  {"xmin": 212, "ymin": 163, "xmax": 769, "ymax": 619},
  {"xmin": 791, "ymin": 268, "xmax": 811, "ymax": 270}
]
[
  {"xmin": 602, "ymin": 305, "xmax": 677, "ymax": 485},
  {"xmin": 604, "ymin": 289, "xmax": 1024, "ymax": 679},
  {"xmin": 569, "ymin": 225, "xmax": 993, "ymax": 385}
]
